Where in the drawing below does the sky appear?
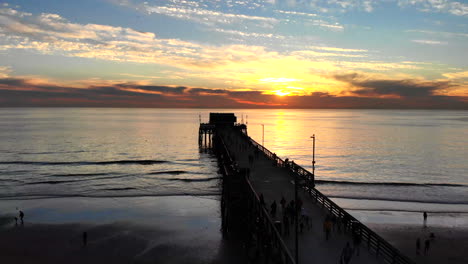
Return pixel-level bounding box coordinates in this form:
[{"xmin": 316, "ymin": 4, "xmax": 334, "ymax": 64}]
[{"xmin": 0, "ymin": 0, "xmax": 467, "ymax": 108}]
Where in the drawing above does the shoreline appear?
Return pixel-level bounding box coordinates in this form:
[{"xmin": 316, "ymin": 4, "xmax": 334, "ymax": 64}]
[
  {"xmin": 368, "ymin": 223, "xmax": 468, "ymax": 264},
  {"xmin": 0, "ymin": 196, "xmax": 245, "ymax": 264}
]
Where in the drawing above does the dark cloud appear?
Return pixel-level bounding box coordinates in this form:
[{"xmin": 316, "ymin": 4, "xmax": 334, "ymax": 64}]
[
  {"xmin": 0, "ymin": 78, "xmax": 28, "ymax": 86},
  {"xmin": 334, "ymin": 73, "xmax": 453, "ymax": 97},
  {"xmin": 0, "ymin": 77, "xmax": 466, "ymax": 109},
  {"xmin": 116, "ymin": 84, "xmax": 187, "ymax": 94},
  {"xmin": 188, "ymin": 88, "xmax": 228, "ymax": 94}
]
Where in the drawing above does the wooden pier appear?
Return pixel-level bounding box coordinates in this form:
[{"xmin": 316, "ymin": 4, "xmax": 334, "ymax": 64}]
[{"xmin": 199, "ymin": 113, "xmax": 415, "ymax": 264}]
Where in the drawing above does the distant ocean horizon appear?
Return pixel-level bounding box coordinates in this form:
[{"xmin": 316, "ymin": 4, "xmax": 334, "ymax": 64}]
[{"xmin": 1, "ymin": 108, "xmax": 467, "ymax": 218}]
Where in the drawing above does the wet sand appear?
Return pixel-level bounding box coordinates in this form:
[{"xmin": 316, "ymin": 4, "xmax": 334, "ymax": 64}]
[
  {"xmin": 0, "ymin": 196, "xmax": 245, "ymax": 264},
  {"xmin": 368, "ymin": 223, "xmax": 468, "ymax": 264}
]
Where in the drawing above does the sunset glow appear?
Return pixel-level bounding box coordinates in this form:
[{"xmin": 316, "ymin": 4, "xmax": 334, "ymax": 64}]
[{"xmin": 0, "ymin": 1, "xmax": 466, "ymax": 108}]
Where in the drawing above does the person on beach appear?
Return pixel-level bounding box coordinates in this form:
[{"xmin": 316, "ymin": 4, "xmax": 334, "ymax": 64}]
[
  {"xmin": 424, "ymin": 239, "xmax": 430, "ymax": 255},
  {"xmin": 83, "ymin": 232, "xmax": 87, "ymax": 247},
  {"xmin": 341, "ymin": 242, "xmax": 353, "ymax": 264},
  {"xmin": 19, "ymin": 210, "xmax": 24, "ymax": 224},
  {"xmin": 423, "ymin": 212, "xmax": 428, "ymax": 227},
  {"xmin": 416, "ymin": 238, "xmax": 421, "ymax": 255}
]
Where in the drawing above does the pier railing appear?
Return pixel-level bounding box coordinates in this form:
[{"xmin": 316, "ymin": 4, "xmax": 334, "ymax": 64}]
[
  {"xmin": 235, "ymin": 126, "xmax": 414, "ymax": 264},
  {"xmin": 216, "ymin": 131, "xmax": 296, "ymax": 264}
]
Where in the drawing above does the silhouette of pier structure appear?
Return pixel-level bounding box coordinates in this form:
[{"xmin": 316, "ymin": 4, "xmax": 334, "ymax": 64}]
[{"xmin": 199, "ymin": 113, "xmax": 414, "ymax": 264}]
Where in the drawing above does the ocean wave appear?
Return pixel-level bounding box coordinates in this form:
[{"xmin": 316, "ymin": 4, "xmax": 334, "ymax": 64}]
[
  {"xmin": 0, "ymin": 192, "xmax": 222, "ymax": 200},
  {"xmin": 17, "ymin": 150, "xmax": 87, "ymax": 155},
  {"xmin": 50, "ymin": 173, "xmax": 110, "ymax": 177},
  {"xmin": 102, "ymin": 187, "xmax": 137, "ymax": 191},
  {"xmin": 0, "ymin": 178, "xmax": 22, "ymax": 183},
  {"xmin": 148, "ymin": 170, "xmax": 187, "ymax": 175},
  {"xmin": 166, "ymin": 177, "xmax": 222, "ymax": 182},
  {"xmin": 343, "ymin": 208, "xmax": 468, "ymax": 214},
  {"xmin": 316, "ymin": 179, "xmax": 467, "ymax": 187},
  {"xmin": 0, "ymin": 159, "xmax": 168, "ymax": 166},
  {"xmin": 24, "ymin": 180, "xmax": 85, "ymax": 185},
  {"xmin": 328, "ymin": 195, "xmax": 468, "ymax": 205}
]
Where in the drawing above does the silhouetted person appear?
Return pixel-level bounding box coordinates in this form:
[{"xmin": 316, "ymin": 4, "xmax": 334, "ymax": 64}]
[
  {"xmin": 353, "ymin": 230, "xmax": 362, "ymax": 256},
  {"xmin": 424, "ymin": 239, "xmax": 430, "ymax": 255},
  {"xmin": 341, "ymin": 242, "xmax": 353, "ymax": 264},
  {"xmin": 259, "ymin": 193, "xmax": 265, "ymax": 207},
  {"xmin": 323, "ymin": 218, "xmax": 332, "ymax": 240},
  {"xmin": 270, "ymin": 200, "xmax": 277, "ymax": 218},
  {"xmin": 423, "ymin": 212, "xmax": 428, "ymax": 227},
  {"xmin": 416, "ymin": 238, "xmax": 421, "ymax": 255},
  {"xmin": 83, "ymin": 232, "xmax": 87, "ymax": 247},
  {"xmin": 280, "ymin": 196, "xmax": 286, "ymax": 210},
  {"xmin": 283, "ymin": 214, "xmax": 290, "ymax": 236},
  {"xmin": 19, "ymin": 210, "xmax": 24, "ymax": 225},
  {"xmin": 296, "ymin": 198, "xmax": 303, "ymax": 214}
]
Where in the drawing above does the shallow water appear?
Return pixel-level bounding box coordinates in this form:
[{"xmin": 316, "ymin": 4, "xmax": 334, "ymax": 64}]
[{"xmin": 0, "ymin": 108, "xmax": 467, "ymax": 214}]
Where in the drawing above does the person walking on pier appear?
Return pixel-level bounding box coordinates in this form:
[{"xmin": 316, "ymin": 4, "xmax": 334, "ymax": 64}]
[
  {"xmin": 259, "ymin": 193, "xmax": 265, "ymax": 207},
  {"xmin": 283, "ymin": 214, "xmax": 290, "ymax": 236},
  {"xmin": 352, "ymin": 230, "xmax": 362, "ymax": 256},
  {"xmin": 280, "ymin": 196, "xmax": 286, "ymax": 210},
  {"xmin": 324, "ymin": 216, "xmax": 332, "ymax": 240},
  {"xmin": 270, "ymin": 200, "xmax": 277, "ymax": 218},
  {"xmin": 341, "ymin": 242, "xmax": 354, "ymax": 264}
]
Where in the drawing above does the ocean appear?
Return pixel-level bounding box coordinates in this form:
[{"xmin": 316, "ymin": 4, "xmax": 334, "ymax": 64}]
[{"xmin": 0, "ymin": 108, "xmax": 467, "ymax": 226}]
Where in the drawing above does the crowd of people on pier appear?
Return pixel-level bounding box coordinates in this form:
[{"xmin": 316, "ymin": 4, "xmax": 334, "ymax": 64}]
[{"xmin": 259, "ymin": 191, "xmax": 368, "ymax": 263}]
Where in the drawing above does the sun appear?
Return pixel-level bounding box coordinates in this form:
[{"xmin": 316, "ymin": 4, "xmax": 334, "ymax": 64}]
[{"xmin": 274, "ymin": 90, "xmax": 291, "ymax": 96}]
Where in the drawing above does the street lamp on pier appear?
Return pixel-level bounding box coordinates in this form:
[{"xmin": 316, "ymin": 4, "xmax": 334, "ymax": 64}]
[
  {"xmin": 261, "ymin": 124, "xmax": 264, "ymax": 146},
  {"xmin": 311, "ymin": 135, "xmax": 316, "ymax": 189}
]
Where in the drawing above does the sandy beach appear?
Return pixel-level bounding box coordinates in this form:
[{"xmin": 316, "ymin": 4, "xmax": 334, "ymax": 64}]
[
  {"xmin": 368, "ymin": 223, "xmax": 468, "ymax": 264},
  {"xmin": 0, "ymin": 196, "xmax": 245, "ymax": 264}
]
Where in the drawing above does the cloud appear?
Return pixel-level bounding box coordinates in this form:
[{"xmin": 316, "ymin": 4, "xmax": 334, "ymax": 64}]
[
  {"xmin": 0, "ymin": 76, "xmax": 466, "ymax": 109},
  {"xmin": 305, "ymin": 19, "xmax": 344, "ymax": 31},
  {"xmin": 334, "ymin": 73, "xmax": 454, "ymax": 97},
  {"xmin": 292, "ymin": 50, "xmax": 367, "ymax": 58},
  {"xmin": 443, "ymin": 71, "xmax": 468, "ymax": 79},
  {"xmin": 140, "ymin": 2, "xmax": 278, "ymax": 27},
  {"xmin": 0, "ymin": 66, "xmax": 11, "ymax": 77},
  {"xmin": 398, "ymin": 0, "xmax": 468, "ymax": 16},
  {"xmin": 406, "ymin": 29, "xmax": 468, "ymax": 38},
  {"xmin": 411, "ymin": 39, "xmax": 448, "ymax": 45},
  {"xmin": 276, "ymin": 10, "xmax": 318, "ymax": 17},
  {"xmin": 309, "ymin": 46, "xmax": 367, "ymax": 53},
  {"xmin": 212, "ymin": 28, "xmax": 285, "ymax": 39}
]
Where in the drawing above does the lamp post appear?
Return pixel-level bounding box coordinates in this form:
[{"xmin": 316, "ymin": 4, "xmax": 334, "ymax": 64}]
[
  {"xmin": 295, "ymin": 171, "xmax": 299, "ymax": 264},
  {"xmin": 261, "ymin": 124, "xmax": 264, "ymax": 146},
  {"xmin": 311, "ymin": 134, "xmax": 315, "ymax": 177}
]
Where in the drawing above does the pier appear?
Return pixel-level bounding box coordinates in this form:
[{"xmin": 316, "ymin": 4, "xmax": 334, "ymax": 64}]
[{"xmin": 200, "ymin": 113, "xmax": 414, "ymax": 264}]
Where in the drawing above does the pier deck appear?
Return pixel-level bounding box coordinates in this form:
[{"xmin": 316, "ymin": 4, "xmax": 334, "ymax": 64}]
[{"xmin": 216, "ymin": 125, "xmax": 414, "ymax": 264}]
